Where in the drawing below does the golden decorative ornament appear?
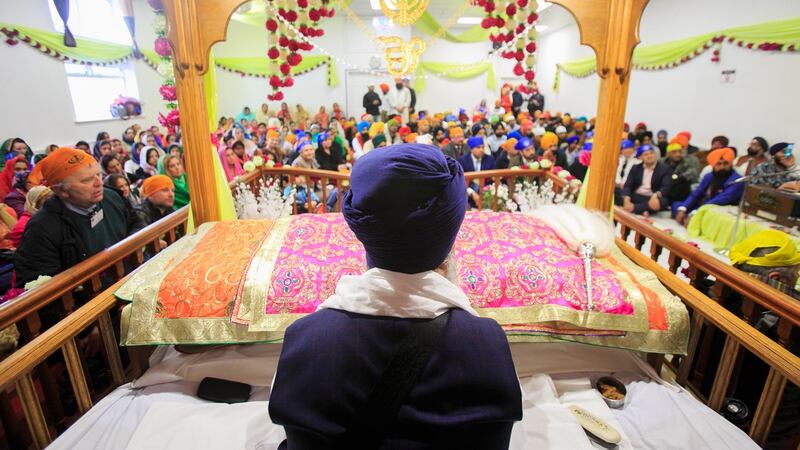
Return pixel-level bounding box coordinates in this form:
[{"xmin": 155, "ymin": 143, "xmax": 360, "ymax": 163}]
[
  {"xmin": 379, "ymin": 0, "xmax": 429, "ymax": 26},
  {"xmin": 378, "ymin": 36, "xmax": 426, "ymax": 76}
]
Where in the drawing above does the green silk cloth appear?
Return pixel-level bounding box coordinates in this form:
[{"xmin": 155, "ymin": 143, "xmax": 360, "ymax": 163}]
[{"xmin": 686, "ymin": 204, "xmax": 800, "ymax": 249}]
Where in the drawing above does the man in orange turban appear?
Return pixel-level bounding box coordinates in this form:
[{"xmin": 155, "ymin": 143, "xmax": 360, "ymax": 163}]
[
  {"xmin": 672, "ymin": 147, "xmax": 743, "ymax": 225},
  {"xmin": 135, "ymin": 175, "xmax": 176, "ymax": 227},
  {"xmin": 14, "ymin": 147, "xmax": 139, "ymax": 285},
  {"xmin": 442, "ymin": 127, "xmax": 467, "ymax": 160},
  {"xmin": 663, "ymin": 136, "xmax": 701, "ymax": 204}
]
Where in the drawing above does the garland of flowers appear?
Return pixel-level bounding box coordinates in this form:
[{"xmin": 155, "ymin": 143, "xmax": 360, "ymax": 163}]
[
  {"xmin": 478, "ymin": 0, "xmax": 539, "ymax": 82},
  {"xmin": 265, "ymin": 0, "xmax": 335, "ymax": 101},
  {"xmin": 147, "ymin": 0, "xmax": 179, "ymax": 132}
]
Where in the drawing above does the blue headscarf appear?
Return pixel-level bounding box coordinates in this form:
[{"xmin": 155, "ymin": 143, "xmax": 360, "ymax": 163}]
[
  {"xmin": 357, "ymin": 121, "xmax": 369, "ymax": 133},
  {"xmin": 635, "ymin": 144, "xmax": 654, "ymax": 158},
  {"xmin": 467, "ymin": 136, "xmax": 484, "ymax": 149},
  {"xmin": 515, "ymin": 137, "xmax": 532, "ymax": 151},
  {"xmin": 343, "ymin": 144, "xmax": 466, "ymax": 274},
  {"xmin": 507, "ymin": 130, "xmax": 523, "ymax": 141},
  {"xmin": 566, "ymin": 135, "xmax": 580, "ymax": 145},
  {"xmin": 620, "ymin": 139, "xmax": 634, "ymax": 150}
]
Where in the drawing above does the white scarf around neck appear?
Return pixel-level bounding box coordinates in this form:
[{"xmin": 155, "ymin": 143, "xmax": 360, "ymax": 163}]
[{"xmin": 317, "ymin": 268, "xmax": 478, "ymax": 319}]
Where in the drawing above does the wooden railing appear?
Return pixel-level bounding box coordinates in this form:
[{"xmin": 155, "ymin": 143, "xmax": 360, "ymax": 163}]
[
  {"xmin": 0, "ymin": 206, "xmax": 189, "ymax": 449},
  {"xmin": 614, "ymin": 207, "xmax": 799, "ymax": 351},
  {"xmin": 230, "ymin": 166, "xmax": 569, "ymax": 213},
  {"xmin": 1, "ymin": 168, "xmax": 796, "ymax": 447},
  {"xmin": 618, "ymin": 239, "xmax": 799, "ymax": 446}
]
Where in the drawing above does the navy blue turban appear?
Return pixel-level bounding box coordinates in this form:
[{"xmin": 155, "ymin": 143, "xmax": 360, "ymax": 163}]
[{"xmin": 343, "ymin": 143, "xmax": 467, "ymax": 274}]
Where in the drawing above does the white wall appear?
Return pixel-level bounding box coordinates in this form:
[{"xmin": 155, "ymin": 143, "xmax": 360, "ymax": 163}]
[
  {"xmin": 537, "ymin": 0, "xmax": 800, "ymax": 150},
  {"xmin": 1, "ymin": 0, "xmax": 798, "ymax": 151}
]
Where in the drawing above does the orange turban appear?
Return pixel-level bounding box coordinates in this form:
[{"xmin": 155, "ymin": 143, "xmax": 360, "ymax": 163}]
[
  {"xmin": 404, "ymin": 133, "xmax": 418, "ymax": 143},
  {"xmin": 670, "ymin": 135, "xmax": 689, "ymax": 148},
  {"xmin": 540, "ymin": 132, "xmax": 559, "ymax": 150},
  {"xmin": 266, "ymin": 129, "xmax": 280, "ymax": 140},
  {"xmin": 142, "ymin": 175, "xmax": 174, "ymax": 197},
  {"xmin": 449, "ymin": 127, "xmax": 464, "ymax": 137},
  {"xmin": 285, "ymin": 133, "xmax": 297, "ymax": 144},
  {"xmin": 29, "ymin": 147, "xmax": 95, "ymax": 186},
  {"xmin": 707, "ymin": 147, "xmax": 735, "ymax": 166},
  {"xmin": 418, "ymin": 119, "xmax": 430, "ymax": 128},
  {"xmin": 501, "ymin": 138, "xmax": 518, "ymax": 151},
  {"xmin": 379, "ymin": 83, "xmax": 389, "ymax": 93},
  {"xmin": 677, "ymin": 131, "xmax": 692, "ymax": 141}
]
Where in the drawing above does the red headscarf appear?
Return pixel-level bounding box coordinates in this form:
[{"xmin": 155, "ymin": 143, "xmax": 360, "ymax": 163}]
[{"xmin": 0, "ymin": 156, "xmax": 30, "ymax": 200}]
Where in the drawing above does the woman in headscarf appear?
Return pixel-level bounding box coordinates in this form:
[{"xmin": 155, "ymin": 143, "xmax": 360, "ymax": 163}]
[
  {"xmin": 92, "ymin": 139, "xmax": 113, "ymax": 161},
  {"xmin": 0, "ymin": 138, "xmax": 32, "ymax": 169},
  {"xmin": 277, "ymin": 102, "xmax": 293, "ymax": 123},
  {"xmin": 92, "ymin": 131, "xmax": 110, "ymax": 158},
  {"xmin": 331, "ymin": 102, "xmax": 344, "ymax": 121},
  {"xmin": 295, "ymin": 104, "xmax": 310, "ymax": 124},
  {"xmin": 219, "ymin": 146, "xmax": 245, "ymax": 182},
  {"xmin": 7, "ymin": 185, "xmax": 52, "ymax": 248},
  {"xmin": 0, "ymin": 156, "xmax": 30, "ymax": 200},
  {"xmin": 158, "ymin": 154, "xmax": 190, "ymax": 208},
  {"xmin": 314, "ymin": 106, "xmax": 330, "ymax": 129},
  {"xmin": 166, "ymin": 143, "xmax": 183, "ymax": 160},
  {"xmin": 4, "ymin": 171, "xmax": 30, "ymax": 217},
  {"xmin": 122, "ymin": 127, "xmax": 136, "ymax": 154},
  {"xmin": 139, "ymin": 145, "xmax": 165, "ymax": 178}
]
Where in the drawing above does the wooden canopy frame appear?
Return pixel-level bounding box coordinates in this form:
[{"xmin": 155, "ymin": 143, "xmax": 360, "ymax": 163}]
[{"xmin": 164, "ymin": 0, "xmax": 649, "ymax": 224}]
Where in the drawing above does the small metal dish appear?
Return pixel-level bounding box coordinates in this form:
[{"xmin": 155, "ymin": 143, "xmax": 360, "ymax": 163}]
[{"xmin": 595, "ymin": 376, "xmax": 627, "ymax": 409}]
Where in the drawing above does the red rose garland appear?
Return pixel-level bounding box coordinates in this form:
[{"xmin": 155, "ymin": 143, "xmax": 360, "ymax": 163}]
[
  {"xmin": 266, "ymin": 0, "xmax": 334, "ymax": 101},
  {"xmin": 480, "ymin": 0, "xmax": 538, "ymax": 82}
]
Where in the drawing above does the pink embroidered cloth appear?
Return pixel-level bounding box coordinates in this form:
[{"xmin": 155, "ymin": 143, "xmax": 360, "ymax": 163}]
[{"xmin": 241, "ymin": 211, "xmax": 645, "ymax": 333}]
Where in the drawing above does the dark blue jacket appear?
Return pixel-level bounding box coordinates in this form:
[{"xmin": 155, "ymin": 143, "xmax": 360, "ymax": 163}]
[
  {"xmin": 458, "ymin": 153, "xmax": 496, "ymax": 172},
  {"xmin": 269, "ymin": 308, "xmax": 522, "ymax": 449},
  {"xmin": 672, "ymin": 170, "xmax": 744, "ymax": 215}
]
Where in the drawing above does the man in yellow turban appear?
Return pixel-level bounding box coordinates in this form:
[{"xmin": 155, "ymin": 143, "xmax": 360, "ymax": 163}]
[
  {"xmin": 731, "ymin": 229, "xmax": 800, "ymax": 298},
  {"xmin": 14, "ymin": 147, "xmax": 141, "ymax": 286}
]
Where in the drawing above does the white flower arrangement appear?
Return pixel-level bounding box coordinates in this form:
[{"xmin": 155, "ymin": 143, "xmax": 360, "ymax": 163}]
[
  {"xmin": 243, "ymin": 161, "xmax": 256, "ymax": 173},
  {"xmin": 233, "ymin": 178, "xmax": 295, "ymax": 220},
  {"xmin": 253, "ymin": 155, "xmax": 265, "ymax": 167},
  {"xmin": 513, "ymin": 178, "xmax": 576, "ymax": 214},
  {"xmin": 539, "ymin": 159, "xmax": 553, "ymax": 169}
]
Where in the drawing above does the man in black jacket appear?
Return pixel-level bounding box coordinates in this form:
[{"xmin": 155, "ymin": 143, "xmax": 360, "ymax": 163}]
[
  {"xmin": 362, "ymin": 85, "xmax": 381, "ymax": 121},
  {"xmin": 15, "ymin": 147, "xmax": 142, "ymax": 286},
  {"xmin": 403, "ymin": 78, "xmax": 417, "ymax": 114},
  {"xmin": 621, "ymin": 144, "xmax": 673, "ymax": 215},
  {"xmin": 134, "ymin": 175, "xmax": 176, "ymax": 227}
]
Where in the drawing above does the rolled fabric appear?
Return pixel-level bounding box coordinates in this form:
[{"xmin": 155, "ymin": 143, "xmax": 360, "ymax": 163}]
[
  {"xmin": 730, "ymin": 229, "xmax": 800, "ymax": 267},
  {"xmin": 342, "ymin": 144, "xmax": 466, "ymax": 274},
  {"xmin": 142, "ymin": 174, "xmax": 174, "ymax": 197},
  {"xmin": 29, "ymin": 147, "xmax": 94, "ymax": 186},
  {"xmin": 706, "ymin": 147, "xmax": 735, "ymax": 166}
]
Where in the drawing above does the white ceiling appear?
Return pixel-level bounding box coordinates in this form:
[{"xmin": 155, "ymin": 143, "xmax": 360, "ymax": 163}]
[{"xmin": 344, "ymin": 0, "xmax": 576, "ymax": 34}]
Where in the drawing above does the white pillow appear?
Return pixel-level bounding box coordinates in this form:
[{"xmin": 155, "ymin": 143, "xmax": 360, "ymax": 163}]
[{"xmin": 132, "ymin": 344, "xmax": 283, "ymax": 388}]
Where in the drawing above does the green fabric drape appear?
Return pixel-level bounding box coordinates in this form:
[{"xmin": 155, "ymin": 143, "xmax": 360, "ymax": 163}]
[
  {"xmin": 687, "ymin": 204, "xmax": 800, "ymax": 249},
  {"xmin": 555, "ymin": 17, "xmax": 800, "ymax": 88},
  {"xmin": 413, "ymin": 61, "xmax": 496, "ymax": 92},
  {"xmin": 0, "ymin": 22, "xmax": 134, "ymax": 63},
  {"xmin": 214, "ymin": 55, "xmax": 339, "ymax": 87}
]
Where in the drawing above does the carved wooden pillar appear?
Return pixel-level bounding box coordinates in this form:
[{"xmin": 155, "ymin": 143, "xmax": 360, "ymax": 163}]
[
  {"xmin": 162, "ymin": 0, "xmax": 246, "ymax": 225},
  {"xmin": 549, "ymin": 0, "xmax": 650, "ymax": 212}
]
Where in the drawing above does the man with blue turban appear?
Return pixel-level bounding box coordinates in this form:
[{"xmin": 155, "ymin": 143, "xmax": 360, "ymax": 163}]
[
  {"xmin": 269, "ymin": 144, "xmax": 522, "ymax": 448},
  {"xmin": 458, "ymin": 136, "xmax": 495, "ymax": 173},
  {"xmin": 620, "ymin": 144, "xmax": 673, "ymax": 214}
]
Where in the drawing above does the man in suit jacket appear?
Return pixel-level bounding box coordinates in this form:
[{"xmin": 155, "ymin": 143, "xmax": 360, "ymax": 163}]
[
  {"xmin": 621, "ymin": 144, "xmax": 673, "ymax": 215},
  {"xmin": 458, "ymin": 136, "xmax": 496, "ymax": 173}
]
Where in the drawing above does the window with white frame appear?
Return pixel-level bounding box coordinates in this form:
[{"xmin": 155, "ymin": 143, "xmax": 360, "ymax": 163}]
[{"xmin": 48, "ymin": 0, "xmax": 140, "ymax": 122}]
